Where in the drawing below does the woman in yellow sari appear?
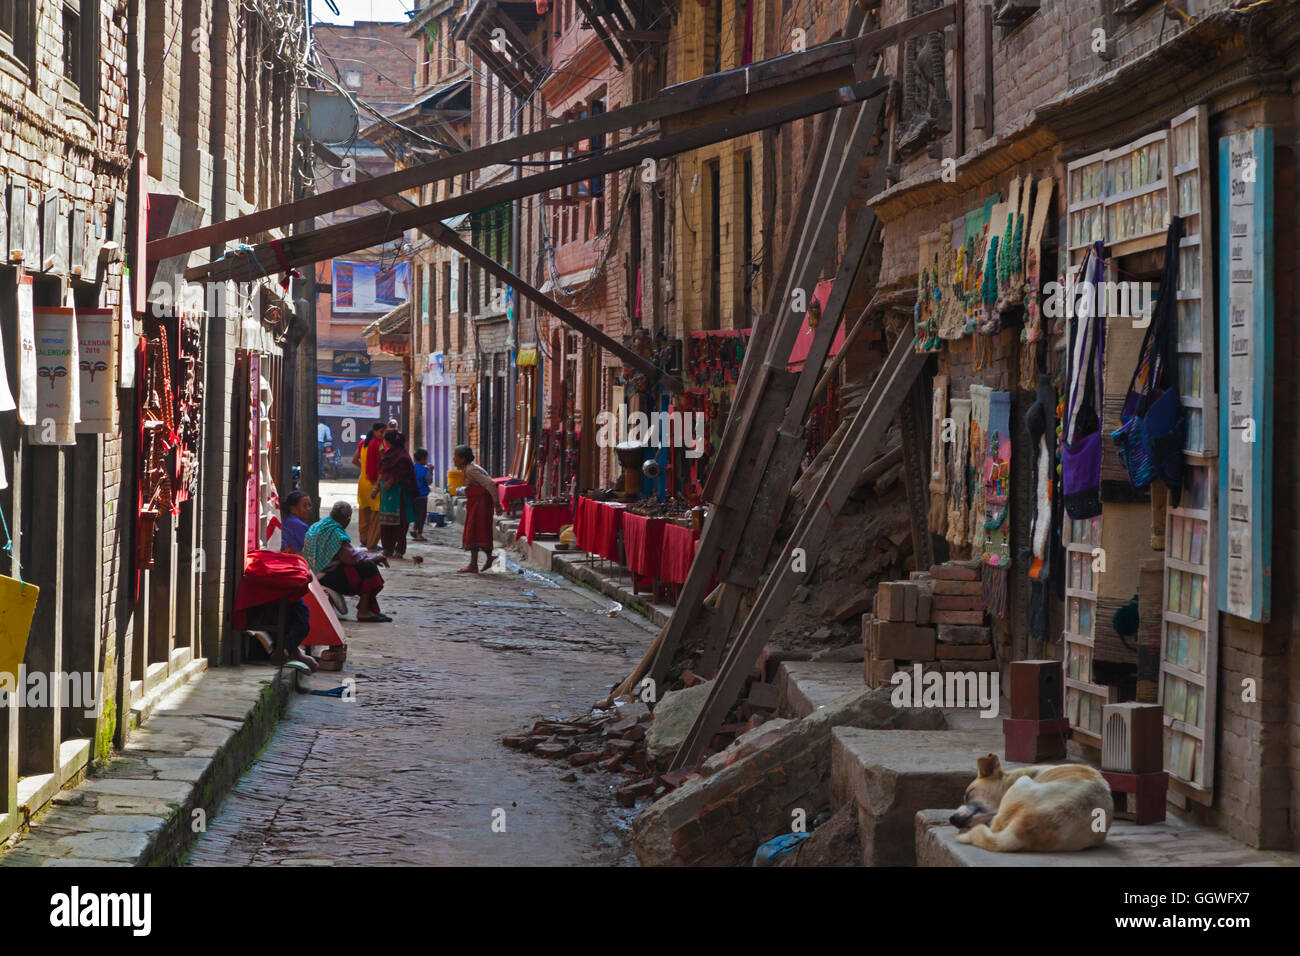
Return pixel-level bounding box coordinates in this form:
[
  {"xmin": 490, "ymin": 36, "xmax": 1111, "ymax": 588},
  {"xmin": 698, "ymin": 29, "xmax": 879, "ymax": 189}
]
[{"xmin": 352, "ymin": 421, "xmax": 386, "ymax": 549}]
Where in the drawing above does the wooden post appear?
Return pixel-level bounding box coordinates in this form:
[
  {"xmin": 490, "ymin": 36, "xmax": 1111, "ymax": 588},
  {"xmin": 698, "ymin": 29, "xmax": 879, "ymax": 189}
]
[{"xmin": 671, "ymin": 330, "xmax": 928, "ymax": 770}]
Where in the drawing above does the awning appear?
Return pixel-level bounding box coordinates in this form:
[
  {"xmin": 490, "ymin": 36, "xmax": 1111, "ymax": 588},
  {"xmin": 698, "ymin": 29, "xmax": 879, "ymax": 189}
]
[
  {"xmin": 363, "ymin": 301, "xmax": 411, "ymax": 356},
  {"xmin": 787, "ymin": 279, "xmax": 844, "ymax": 369},
  {"xmin": 516, "ymin": 347, "xmax": 538, "ymax": 367},
  {"xmin": 540, "ymin": 266, "xmax": 598, "ymax": 294}
]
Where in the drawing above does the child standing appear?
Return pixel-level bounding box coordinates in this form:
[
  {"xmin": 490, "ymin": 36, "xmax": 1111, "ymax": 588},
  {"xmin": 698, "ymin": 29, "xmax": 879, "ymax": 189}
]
[{"xmin": 411, "ymin": 449, "xmax": 432, "ymax": 541}]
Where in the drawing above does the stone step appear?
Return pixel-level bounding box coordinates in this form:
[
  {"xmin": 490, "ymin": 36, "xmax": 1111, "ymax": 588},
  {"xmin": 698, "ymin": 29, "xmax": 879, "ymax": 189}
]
[
  {"xmin": 916, "ymin": 809, "xmax": 1300, "ymax": 867},
  {"xmin": 775, "ymin": 661, "xmax": 867, "ymax": 718},
  {"xmin": 830, "ymin": 726, "xmax": 1007, "ymax": 866}
]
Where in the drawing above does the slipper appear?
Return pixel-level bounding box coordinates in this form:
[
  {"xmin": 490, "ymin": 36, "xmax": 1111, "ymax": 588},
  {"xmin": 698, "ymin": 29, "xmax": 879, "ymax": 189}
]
[
  {"xmin": 456, "ymin": 567, "xmax": 479, "ymax": 574},
  {"xmin": 282, "ymin": 660, "xmax": 311, "ymax": 673},
  {"xmin": 322, "ymin": 587, "xmax": 348, "ymax": 615},
  {"xmin": 356, "ymin": 613, "xmax": 393, "ymax": 623}
]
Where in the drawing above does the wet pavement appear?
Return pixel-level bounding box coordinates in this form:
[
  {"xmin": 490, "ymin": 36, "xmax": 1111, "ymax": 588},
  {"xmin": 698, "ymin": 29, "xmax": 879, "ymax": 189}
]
[{"xmin": 185, "ymin": 483, "xmax": 651, "ymax": 866}]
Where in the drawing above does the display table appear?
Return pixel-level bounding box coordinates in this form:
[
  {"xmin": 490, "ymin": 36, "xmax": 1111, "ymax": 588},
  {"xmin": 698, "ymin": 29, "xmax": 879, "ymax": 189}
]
[
  {"xmin": 516, "ymin": 501, "xmax": 573, "ymax": 544},
  {"xmin": 573, "ymin": 496, "xmax": 624, "ymax": 563},
  {"xmin": 493, "ymin": 477, "xmax": 535, "ymax": 513},
  {"xmin": 660, "ymin": 522, "xmax": 701, "ymax": 586},
  {"xmin": 622, "ymin": 512, "xmax": 667, "ymax": 595}
]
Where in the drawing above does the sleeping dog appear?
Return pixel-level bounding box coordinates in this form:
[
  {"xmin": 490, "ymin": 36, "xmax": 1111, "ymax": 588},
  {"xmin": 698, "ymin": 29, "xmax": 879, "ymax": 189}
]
[{"xmin": 949, "ymin": 754, "xmax": 1113, "ymax": 852}]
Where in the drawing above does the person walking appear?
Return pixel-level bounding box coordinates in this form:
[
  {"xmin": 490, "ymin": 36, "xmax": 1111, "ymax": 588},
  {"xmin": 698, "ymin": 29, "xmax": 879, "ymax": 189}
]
[
  {"xmin": 411, "ymin": 448, "xmax": 431, "ymax": 541},
  {"xmin": 353, "ymin": 420, "xmax": 386, "ymax": 549},
  {"xmin": 372, "ymin": 430, "xmax": 419, "ymax": 558},
  {"xmin": 454, "ymin": 444, "xmax": 503, "ymax": 573}
]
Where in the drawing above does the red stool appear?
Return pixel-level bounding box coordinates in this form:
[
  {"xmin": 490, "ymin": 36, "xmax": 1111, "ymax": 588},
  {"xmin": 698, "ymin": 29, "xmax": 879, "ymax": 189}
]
[
  {"xmin": 1100, "ymin": 770, "xmax": 1168, "ymax": 825},
  {"xmin": 1003, "ymin": 717, "xmax": 1069, "ymax": 763}
]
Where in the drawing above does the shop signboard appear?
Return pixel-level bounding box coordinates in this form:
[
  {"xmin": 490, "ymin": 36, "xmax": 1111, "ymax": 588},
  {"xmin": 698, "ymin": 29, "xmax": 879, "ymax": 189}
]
[
  {"xmin": 1217, "ymin": 126, "xmax": 1273, "ymax": 623},
  {"xmin": 317, "ymin": 375, "xmax": 382, "ymax": 418},
  {"xmin": 331, "ymin": 260, "xmax": 410, "ymax": 314}
]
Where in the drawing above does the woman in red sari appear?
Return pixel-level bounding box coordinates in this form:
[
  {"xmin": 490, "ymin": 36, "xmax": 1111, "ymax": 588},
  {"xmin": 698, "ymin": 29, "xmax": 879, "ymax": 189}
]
[{"xmin": 454, "ymin": 445, "xmax": 503, "ymax": 573}]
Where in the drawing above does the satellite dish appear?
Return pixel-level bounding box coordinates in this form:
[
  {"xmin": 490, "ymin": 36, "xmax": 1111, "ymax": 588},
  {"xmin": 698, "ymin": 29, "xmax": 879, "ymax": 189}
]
[{"xmin": 642, "ymin": 459, "xmax": 661, "ymax": 480}]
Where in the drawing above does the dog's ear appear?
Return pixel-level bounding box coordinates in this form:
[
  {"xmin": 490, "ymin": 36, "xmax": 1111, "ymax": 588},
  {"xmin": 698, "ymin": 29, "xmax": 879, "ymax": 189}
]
[{"xmin": 977, "ymin": 753, "xmax": 1001, "ymax": 778}]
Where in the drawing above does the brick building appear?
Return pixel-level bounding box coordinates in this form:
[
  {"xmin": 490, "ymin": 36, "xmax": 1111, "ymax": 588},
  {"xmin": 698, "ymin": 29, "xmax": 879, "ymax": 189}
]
[
  {"xmin": 868, "ymin": 0, "xmax": 1300, "ymax": 849},
  {"xmin": 0, "ymin": 0, "xmax": 304, "ymax": 845}
]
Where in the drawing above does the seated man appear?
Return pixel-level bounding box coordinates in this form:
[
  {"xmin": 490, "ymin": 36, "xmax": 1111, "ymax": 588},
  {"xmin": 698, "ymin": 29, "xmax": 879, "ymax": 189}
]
[
  {"xmin": 303, "ymin": 501, "xmax": 391, "ymax": 622},
  {"xmin": 280, "ymin": 490, "xmax": 313, "ymax": 554}
]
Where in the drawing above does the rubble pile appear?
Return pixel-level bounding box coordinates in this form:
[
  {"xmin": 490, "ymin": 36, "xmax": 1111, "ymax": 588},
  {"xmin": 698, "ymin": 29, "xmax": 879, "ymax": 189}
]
[{"xmin": 502, "ymin": 672, "xmax": 787, "ymax": 809}]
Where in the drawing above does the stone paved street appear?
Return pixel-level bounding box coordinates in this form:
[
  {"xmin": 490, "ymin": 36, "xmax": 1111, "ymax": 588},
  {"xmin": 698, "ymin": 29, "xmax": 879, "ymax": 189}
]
[{"xmin": 185, "ymin": 484, "xmax": 650, "ymax": 866}]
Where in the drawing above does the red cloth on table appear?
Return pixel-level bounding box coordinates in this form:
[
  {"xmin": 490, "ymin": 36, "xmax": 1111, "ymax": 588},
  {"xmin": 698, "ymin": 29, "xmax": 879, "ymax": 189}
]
[
  {"xmin": 573, "ymin": 496, "xmax": 599, "ymax": 555},
  {"xmin": 516, "ymin": 501, "xmax": 573, "ymax": 543},
  {"xmin": 591, "ymin": 500, "xmax": 624, "ymax": 562},
  {"xmin": 462, "ymin": 482, "xmax": 494, "ymax": 550},
  {"xmin": 493, "ymin": 477, "xmax": 536, "ymax": 509},
  {"xmin": 622, "ymin": 512, "xmax": 667, "ymax": 582},
  {"xmin": 659, "ymin": 523, "xmax": 701, "ymax": 585},
  {"xmin": 232, "ymin": 550, "xmax": 312, "ymax": 630}
]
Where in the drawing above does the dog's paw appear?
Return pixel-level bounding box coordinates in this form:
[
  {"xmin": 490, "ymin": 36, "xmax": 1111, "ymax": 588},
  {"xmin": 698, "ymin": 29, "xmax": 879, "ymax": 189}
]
[{"xmin": 955, "ymin": 831, "xmax": 972, "ymax": 844}]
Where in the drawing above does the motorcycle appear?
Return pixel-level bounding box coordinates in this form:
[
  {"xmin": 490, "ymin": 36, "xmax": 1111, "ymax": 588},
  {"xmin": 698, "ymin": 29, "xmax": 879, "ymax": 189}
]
[{"xmin": 320, "ymin": 441, "xmax": 342, "ymax": 478}]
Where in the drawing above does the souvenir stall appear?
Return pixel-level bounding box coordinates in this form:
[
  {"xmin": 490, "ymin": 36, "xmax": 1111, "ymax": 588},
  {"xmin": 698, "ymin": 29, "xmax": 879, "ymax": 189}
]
[
  {"xmin": 682, "ymin": 328, "xmax": 749, "ymax": 497},
  {"xmin": 905, "ymin": 104, "xmax": 1226, "ymax": 806}
]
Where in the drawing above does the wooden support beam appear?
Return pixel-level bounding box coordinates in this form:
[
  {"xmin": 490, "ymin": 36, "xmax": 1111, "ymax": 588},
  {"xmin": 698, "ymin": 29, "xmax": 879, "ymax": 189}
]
[
  {"xmin": 317, "ymin": 146, "xmax": 687, "ymax": 394},
  {"xmin": 573, "ymin": 0, "xmax": 625, "ymax": 67},
  {"xmin": 670, "ymin": 329, "xmax": 928, "ymax": 771},
  {"xmin": 186, "ymin": 78, "xmax": 891, "ymax": 284},
  {"xmin": 150, "ymin": 5, "xmax": 955, "ymax": 262},
  {"xmin": 614, "ymin": 29, "xmax": 669, "ymax": 43}
]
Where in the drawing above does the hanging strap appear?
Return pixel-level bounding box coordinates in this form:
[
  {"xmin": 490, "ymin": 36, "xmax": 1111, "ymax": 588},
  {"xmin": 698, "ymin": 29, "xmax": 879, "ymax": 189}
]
[{"xmin": 0, "ymin": 503, "xmax": 19, "ymax": 584}]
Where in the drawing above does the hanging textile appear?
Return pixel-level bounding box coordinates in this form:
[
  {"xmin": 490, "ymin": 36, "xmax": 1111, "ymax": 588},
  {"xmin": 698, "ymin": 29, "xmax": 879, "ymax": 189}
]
[
  {"xmin": 29, "ymin": 306, "xmax": 79, "ymax": 445},
  {"xmin": 258, "ymin": 374, "xmax": 281, "ymax": 549},
  {"xmin": 1061, "ymin": 243, "xmax": 1106, "ymax": 519},
  {"xmin": 927, "ymin": 375, "xmax": 949, "ymax": 533},
  {"xmin": 945, "ymin": 398, "xmax": 971, "ymax": 548},
  {"xmin": 75, "ymin": 307, "xmax": 116, "ymax": 434},
  {"xmin": 119, "ymin": 268, "xmax": 137, "ymax": 388},
  {"xmin": 936, "ymin": 223, "xmax": 965, "ymax": 340},
  {"xmin": 981, "ymin": 390, "xmax": 1012, "ymax": 617},
  {"xmin": 968, "ymin": 385, "xmax": 991, "ymax": 553},
  {"xmin": 1111, "ymin": 216, "xmax": 1186, "ymax": 506},
  {"xmin": 174, "ymin": 311, "xmax": 205, "ymax": 503},
  {"xmin": 1026, "ymin": 375, "xmax": 1058, "ymax": 640},
  {"xmin": 138, "ymin": 322, "xmax": 178, "ymax": 574},
  {"xmin": 15, "ymin": 277, "xmax": 36, "ymax": 425},
  {"xmin": 1019, "ymin": 177, "xmax": 1056, "ymax": 390}
]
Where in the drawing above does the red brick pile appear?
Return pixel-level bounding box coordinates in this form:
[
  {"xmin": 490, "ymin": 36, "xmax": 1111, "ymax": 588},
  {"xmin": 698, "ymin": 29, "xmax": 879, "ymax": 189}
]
[{"xmin": 863, "ymin": 563, "xmax": 996, "ymax": 688}]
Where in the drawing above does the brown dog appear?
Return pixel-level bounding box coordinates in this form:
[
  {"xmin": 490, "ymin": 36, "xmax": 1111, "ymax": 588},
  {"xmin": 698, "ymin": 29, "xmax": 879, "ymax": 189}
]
[{"xmin": 950, "ymin": 754, "xmax": 1113, "ymax": 852}]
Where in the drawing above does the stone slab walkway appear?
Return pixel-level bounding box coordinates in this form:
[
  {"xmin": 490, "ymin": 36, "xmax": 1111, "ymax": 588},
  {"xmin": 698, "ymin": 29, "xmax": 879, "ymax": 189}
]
[{"xmin": 0, "ymin": 666, "xmax": 292, "ymax": 866}]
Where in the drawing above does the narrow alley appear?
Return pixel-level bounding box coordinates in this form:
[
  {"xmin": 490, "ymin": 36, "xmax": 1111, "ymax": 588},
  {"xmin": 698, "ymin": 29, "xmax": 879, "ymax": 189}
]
[{"xmin": 185, "ymin": 485, "xmax": 647, "ymax": 866}]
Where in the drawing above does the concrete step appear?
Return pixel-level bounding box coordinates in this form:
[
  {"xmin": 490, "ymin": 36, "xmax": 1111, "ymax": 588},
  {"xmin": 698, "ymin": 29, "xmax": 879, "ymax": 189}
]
[
  {"xmin": 775, "ymin": 661, "xmax": 866, "ymax": 718},
  {"xmin": 916, "ymin": 809, "xmax": 1300, "ymax": 867},
  {"xmin": 830, "ymin": 726, "xmax": 1007, "ymax": 866},
  {"xmin": 0, "ymin": 666, "xmax": 294, "ymax": 867}
]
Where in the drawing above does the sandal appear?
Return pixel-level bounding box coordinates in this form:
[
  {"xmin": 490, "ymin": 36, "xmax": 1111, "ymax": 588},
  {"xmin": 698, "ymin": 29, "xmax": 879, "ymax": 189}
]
[
  {"xmin": 456, "ymin": 567, "xmax": 479, "ymax": 574},
  {"xmin": 356, "ymin": 613, "xmax": 393, "ymax": 623}
]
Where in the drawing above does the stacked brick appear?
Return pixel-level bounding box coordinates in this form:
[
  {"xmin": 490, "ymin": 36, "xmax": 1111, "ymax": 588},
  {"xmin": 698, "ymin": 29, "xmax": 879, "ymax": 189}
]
[{"xmin": 862, "ymin": 563, "xmax": 995, "ymax": 688}]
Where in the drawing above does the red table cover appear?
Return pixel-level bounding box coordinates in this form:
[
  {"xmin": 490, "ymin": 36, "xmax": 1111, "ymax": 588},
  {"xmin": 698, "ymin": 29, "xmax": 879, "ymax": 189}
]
[
  {"xmin": 659, "ymin": 523, "xmax": 701, "ymax": 585},
  {"xmin": 516, "ymin": 501, "xmax": 573, "ymax": 543},
  {"xmin": 622, "ymin": 512, "xmax": 667, "ymax": 581},
  {"xmin": 493, "ymin": 477, "xmax": 536, "ymax": 509},
  {"xmin": 591, "ymin": 500, "xmax": 624, "ymax": 562}
]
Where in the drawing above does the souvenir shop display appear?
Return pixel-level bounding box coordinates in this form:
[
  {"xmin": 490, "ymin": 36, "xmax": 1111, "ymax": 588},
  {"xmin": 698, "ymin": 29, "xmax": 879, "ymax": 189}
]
[
  {"xmin": 926, "ymin": 375, "xmax": 949, "ymax": 533},
  {"xmin": 29, "ymin": 306, "xmax": 79, "ymax": 445},
  {"xmin": 1025, "ymin": 375, "xmax": 1059, "ymax": 641},
  {"xmin": 175, "ymin": 311, "xmax": 205, "ymax": 504},
  {"xmin": 137, "ymin": 319, "xmax": 178, "ymax": 574},
  {"xmin": 968, "ymin": 384, "xmax": 991, "ymax": 552},
  {"xmin": 1112, "ymin": 218, "xmax": 1187, "ymax": 506},
  {"xmin": 75, "ymin": 308, "xmax": 115, "ymax": 434},
  {"xmin": 1061, "ymin": 243, "xmax": 1105, "ymax": 520},
  {"xmin": 981, "ymin": 390, "xmax": 1012, "ymax": 616},
  {"xmin": 1019, "ymin": 178, "xmax": 1056, "ymax": 390},
  {"xmin": 944, "ymin": 397, "xmax": 971, "ymax": 549}
]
